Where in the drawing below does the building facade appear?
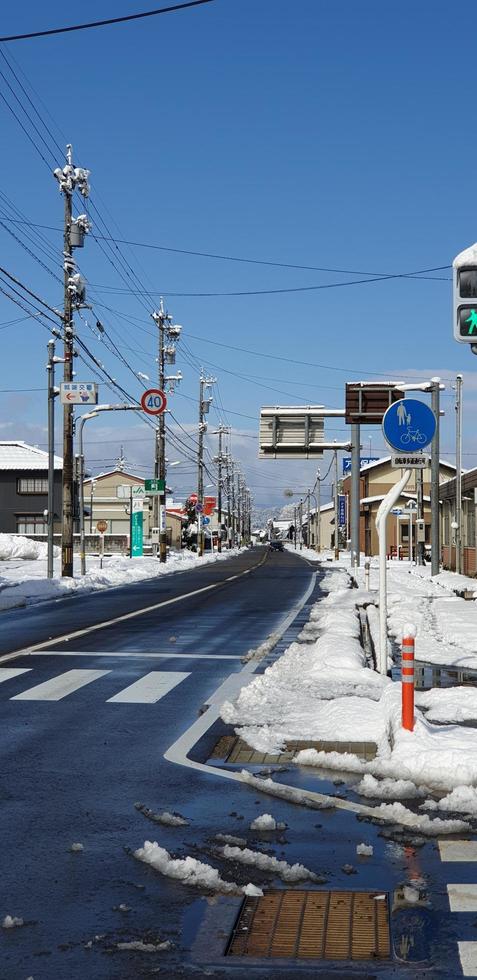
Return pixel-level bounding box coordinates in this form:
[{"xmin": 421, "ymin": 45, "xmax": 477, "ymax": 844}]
[
  {"xmin": 440, "ymin": 468, "xmax": 477, "ymax": 576},
  {"xmin": 0, "ymin": 441, "xmax": 62, "ymax": 535}
]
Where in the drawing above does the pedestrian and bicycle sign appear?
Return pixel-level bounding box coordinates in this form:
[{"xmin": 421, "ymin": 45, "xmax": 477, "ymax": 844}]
[
  {"xmin": 140, "ymin": 388, "xmax": 167, "ymax": 416},
  {"xmin": 382, "ymin": 399, "xmax": 436, "ymax": 452}
]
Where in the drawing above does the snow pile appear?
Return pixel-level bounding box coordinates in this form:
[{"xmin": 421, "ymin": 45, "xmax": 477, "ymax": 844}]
[
  {"xmin": 117, "ymin": 940, "xmax": 171, "ymax": 952},
  {"xmin": 0, "ymin": 547, "xmax": 245, "ymax": 612},
  {"xmin": 356, "ymin": 843, "xmax": 373, "ymax": 856},
  {"xmin": 355, "ymin": 775, "xmax": 426, "ymax": 800},
  {"xmin": 219, "ymin": 845, "xmax": 319, "ymax": 883},
  {"xmin": 372, "ymin": 801, "xmax": 468, "ymax": 835},
  {"xmin": 250, "ymin": 813, "xmax": 286, "ymax": 831},
  {"xmin": 134, "ymin": 841, "xmax": 262, "ymax": 896},
  {"xmin": 241, "ymin": 770, "xmax": 332, "ymax": 809},
  {"xmin": 69, "ymin": 842, "xmax": 84, "ymax": 852},
  {"xmin": 221, "ymin": 584, "xmax": 389, "ymax": 753},
  {"xmin": 135, "ymin": 803, "xmax": 189, "ymax": 827},
  {"xmin": 2, "ymin": 915, "xmax": 24, "ymax": 928},
  {"xmin": 214, "ymin": 833, "xmax": 247, "ymax": 846},
  {"xmin": 417, "ymin": 687, "xmax": 477, "ymax": 723},
  {"xmin": 0, "ymin": 533, "xmax": 57, "ymax": 561},
  {"xmin": 422, "ymin": 785, "xmax": 477, "ymax": 816}
]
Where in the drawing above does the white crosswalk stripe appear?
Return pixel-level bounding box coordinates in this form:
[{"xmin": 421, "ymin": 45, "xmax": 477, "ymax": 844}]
[
  {"xmin": 11, "ymin": 669, "xmax": 111, "ymax": 701},
  {"xmin": 106, "ymin": 671, "xmax": 189, "ymax": 704},
  {"xmin": 439, "ymin": 839, "xmax": 477, "ymax": 976},
  {"xmin": 0, "ymin": 667, "xmax": 31, "ymax": 684}
]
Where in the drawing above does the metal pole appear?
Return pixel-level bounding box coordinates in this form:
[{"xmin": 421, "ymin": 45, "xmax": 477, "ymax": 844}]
[
  {"xmin": 316, "ymin": 471, "xmax": 321, "ymax": 552},
  {"xmin": 153, "ymin": 300, "xmax": 167, "ymax": 563},
  {"xmin": 47, "ymin": 340, "xmax": 55, "ymax": 579},
  {"xmin": 198, "ymin": 376, "xmax": 204, "ymax": 556},
  {"xmin": 61, "ymin": 157, "xmax": 74, "ymax": 577},
  {"xmin": 294, "ymin": 506, "xmax": 297, "ymax": 549},
  {"xmin": 431, "ymin": 379, "xmax": 441, "ymax": 576},
  {"xmin": 416, "ymin": 468, "xmax": 424, "ymax": 565},
  {"xmin": 351, "ymin": 423, "xmax": 360, "ymax": 567},
  {"xmin": 78, "ymin": 415, "xmax": 87, "ymax": 576},
  {"xmin": 334, "ymin": 449, "xmax": 339, "ymax": 560},
  {"xmin": 456, "ymin": 374, "xmax": 463, "ymax": 575},
  {"xmin": 226, "ymin": 457, "xmax": 232, "ymax": 549},
  {"xmin": 217, "ymin": 425, "xmax": 223, "ymax": 552},
  {"xmin": 307, "ymin": 491, "xmax": 310, "ymax": 549}
]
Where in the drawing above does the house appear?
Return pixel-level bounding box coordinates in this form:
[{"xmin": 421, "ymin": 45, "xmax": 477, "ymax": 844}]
[
  {"xmin": 83, "ymin": 469, "xmax": 185, "ymax": 549},
  {"xmin": 341, "ymin": 455, "xmax": 456, "ymax": 557},
  {"xmin": 439, "ymin": 467, "xmax": 477, "ymax": 576},
  {"xmin": 0, "ymin": 441, "xmax": 62, "ymax": 535}
]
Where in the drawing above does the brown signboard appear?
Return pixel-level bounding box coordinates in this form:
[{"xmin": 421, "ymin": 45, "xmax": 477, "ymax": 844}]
[{"xmin": 345, "ymin": 382, "xmax": 404, "ymax": 425}]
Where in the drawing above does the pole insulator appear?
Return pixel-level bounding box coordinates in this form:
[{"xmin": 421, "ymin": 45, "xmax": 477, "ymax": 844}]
[{"xmin": 401, "ymin": 634, "xmax": 415, "ymax": 731}]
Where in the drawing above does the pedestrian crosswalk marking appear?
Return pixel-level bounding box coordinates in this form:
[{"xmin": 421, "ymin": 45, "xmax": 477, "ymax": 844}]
[
  {"xmin": 11, "ymin": 668, "xmax": 110, "ymax": 701},
  {"xmin": 439, "ymin": 840, "xmax": 477, "ymax": 862},
  {"xmin": 458, "ymin": 942, "xmax": 477, "ymax": 977},
  {"xmin": 0, "ymin": 667, "xmax": 31, "ymax": 683},
  {"xmin": 448, "ymin": 884, "xmax": 477, "ymax": 912},
  {"xmin": 106, "ymin": 670, "xmax": 189, "ymax": 704}
]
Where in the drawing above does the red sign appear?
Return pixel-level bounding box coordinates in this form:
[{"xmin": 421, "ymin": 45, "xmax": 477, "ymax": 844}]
[
  {"xmin": 140, "ymin": 388, "xmax": 167, "ymax": 416},
  {"xmin": 203, "ymin": 495, "xmax": 216, "ymax": 516}
]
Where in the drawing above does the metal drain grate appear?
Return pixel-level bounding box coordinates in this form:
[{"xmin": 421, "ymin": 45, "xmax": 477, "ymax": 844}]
[
  {"xmin": 226, "ymin": 890, "xmax": 390, "ymax": 960},
  {"xmin": 210, "ymin": 736, "xmax": 377, "ymax": 765}
]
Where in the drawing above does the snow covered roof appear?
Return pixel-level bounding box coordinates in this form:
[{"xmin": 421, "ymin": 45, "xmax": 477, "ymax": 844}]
[
  {"xmin": 360, "ymin": 455, "xmax": 457, "ymax": 475},
  {"xmin": 0, "ymin": 441, "xmax": 62, "ymax": 471}
]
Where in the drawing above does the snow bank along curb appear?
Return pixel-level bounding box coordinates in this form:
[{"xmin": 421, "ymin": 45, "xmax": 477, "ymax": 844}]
[
  {"xmin": 134, "ymin": 840, "xmax": 263, "ymax": 896},
  {"xmin": 220, "ymin": 566, "xmax": 477, "ymax": 820},
  {"xmin": 0, "ymin": 535, "xmax": 247, "ymax": 613}
]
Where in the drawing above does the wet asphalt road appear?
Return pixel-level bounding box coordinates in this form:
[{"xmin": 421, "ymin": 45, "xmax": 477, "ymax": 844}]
[{"xmin": 0, "ymin": 547, "xmax": 472, "ymax": 979}]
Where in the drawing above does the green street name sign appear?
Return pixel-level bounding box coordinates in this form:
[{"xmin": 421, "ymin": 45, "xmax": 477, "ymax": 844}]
[{"xmin": 144, "ymin": 478, "xmax": 165, "ymax": 493}]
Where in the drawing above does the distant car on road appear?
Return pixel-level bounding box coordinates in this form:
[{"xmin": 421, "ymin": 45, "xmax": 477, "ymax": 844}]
[{"xmin": 269, "ymin": 540, "xmax": 284, "ymax": 552}]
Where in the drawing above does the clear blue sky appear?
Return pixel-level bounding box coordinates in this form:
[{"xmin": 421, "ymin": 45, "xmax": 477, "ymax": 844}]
[{"xmin": 0, "ymin": 0, "xmax": 475, "ymax": 506}]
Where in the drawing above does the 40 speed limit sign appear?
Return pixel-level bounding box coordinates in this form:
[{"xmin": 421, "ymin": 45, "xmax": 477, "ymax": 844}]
[{"xmin": 140, "ymin": 388, "xmax": 167, "ymax": 416}]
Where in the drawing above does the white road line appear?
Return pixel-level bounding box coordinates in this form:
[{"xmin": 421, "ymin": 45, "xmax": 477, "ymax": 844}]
[
  {"xmin": 28, "ymin": 651, "xmax": 243, "ymax": 660},
  {"xmin": 0, "ymin": 667, "xmax": 31, "ymax": 683},
  {"xmin": 11, "ymin": 669, "xmax": 110, "ymax": 701},
  {"xmin": 439, "ymin": 840, "xmax": 477, "ymax": 862},
  {"xmin": 107, "ymin": 670, "xmax": 188, "ymax": 704},
  {"xmin": 0, "ymin": 551, "xmax": 268, "ymax": 666},
  {"xmin": 459, "ymin": 942, "xmax": 477, "ymax": 977},
  {"xmin": 448, "ymin": 884, "xmax": 477, "ymax": 912}
]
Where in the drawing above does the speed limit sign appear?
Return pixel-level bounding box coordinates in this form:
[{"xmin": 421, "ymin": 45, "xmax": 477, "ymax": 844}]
[{"xmin": 140, "ymin": 388, "xmax": 167, "ymax": 416}]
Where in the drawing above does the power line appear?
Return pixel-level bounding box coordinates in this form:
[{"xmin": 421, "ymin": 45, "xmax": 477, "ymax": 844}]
[{"xmin": 0, "ymin": 1, "xmax": 215, "ymax": 43}]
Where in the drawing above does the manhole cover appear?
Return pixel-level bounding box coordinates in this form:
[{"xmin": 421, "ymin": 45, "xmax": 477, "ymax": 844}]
[{"xmin": 226, "ymin": 890, "xmax": 390, "ymax": 960}]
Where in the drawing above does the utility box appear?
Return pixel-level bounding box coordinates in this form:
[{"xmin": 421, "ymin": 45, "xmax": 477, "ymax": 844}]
[{"xmin": 416, "ymin": 519, "xmax": 426, "ymax": 543}]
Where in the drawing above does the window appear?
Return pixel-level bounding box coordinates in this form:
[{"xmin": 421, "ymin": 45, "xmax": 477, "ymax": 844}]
[
  {"xmin": 16, "ymin": 514, "xmax": 47, "ymax": 535},
  {"xmin": 17, "ymin": 477, "xmax": 48, "ymax": 494}
]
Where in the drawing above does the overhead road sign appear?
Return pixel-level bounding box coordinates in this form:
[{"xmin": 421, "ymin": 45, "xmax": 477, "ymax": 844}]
[
  {"xmin": 383, "ymin": 399, "xmax": 436, "ymax": 453},
  {"xmin": 259, "ymin": 406, "xmax": 325, "ymax": 459},
  {"xmin": 60, "ymin": 382, "xmax": 98, "ymax": 405},
  {"xmin": 345, "ymin": 382, "xmax": 404, "ymax": 425},
  {"xmin": 140, "ymin": 388, "xmax": 167, "ymax": 416},
  {"xmin": 145, "ymin": 478, "xmax": 165, "ymax": 493},
  {"xmin": 391, "ymin": 453, "xmax": 430, "ymax": 469}
]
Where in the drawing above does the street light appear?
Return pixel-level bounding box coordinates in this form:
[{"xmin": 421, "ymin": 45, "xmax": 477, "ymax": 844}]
[{"xmin": 77, "ymin": 404, "xmax": 141, "ymax": 575}]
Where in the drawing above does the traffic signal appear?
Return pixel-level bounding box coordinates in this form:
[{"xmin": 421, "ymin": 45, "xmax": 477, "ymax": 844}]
[{"xmin": 453, "ymin": 244, "xmax": 477, "ymax": 348}]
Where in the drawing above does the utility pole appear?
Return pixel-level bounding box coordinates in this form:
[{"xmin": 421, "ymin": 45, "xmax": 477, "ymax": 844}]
[
  {"xmin": 152, "ymin": 300, "xmax": 182, "ymax": 562},
  {"xmin": 213, "ymin": 424, "xmax": 228, "ymax": 552},
  {"xmin": 46, "ymin": 340, "xmax": 64, "ymax": 579},
  {"xmin": 197, "ymin": 374, "xmax": 215, "ymax": 556},
  {"xmin": 226, "ymin": 454, "xmax": 233, "ymax": 548},
  {"xmin": 350, "ymin": 423, "xmax": 360, "ymax": 566},
  {"xmin": 53, "ymin": 145, "xmax": 90, "ymax": 576},
  {"xmin": 430, "ymin": 378, "xmax": 441, "ymax": 576},
  {"xmin": 334, "ymin": 448, "xmax": 340, "ymax": 560},
  {"xmin": 455, "ymin": 373, "xmax": 463, "ymax": 575},
  {"xmin": 230, "ymin": 459, "xmax": 236, "ymax": 547}
]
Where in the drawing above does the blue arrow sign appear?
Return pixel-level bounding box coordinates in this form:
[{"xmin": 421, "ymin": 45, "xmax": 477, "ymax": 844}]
[
  {"xmin": 202, "ymin": 516, "xmax": 210, "ymax": 525},
  {"xmin": 382, "ymin": 399, "xmax": 436, "ymax": 453}
]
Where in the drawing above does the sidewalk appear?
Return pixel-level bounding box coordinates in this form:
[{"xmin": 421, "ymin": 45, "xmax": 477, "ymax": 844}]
[{"xmin": 220, "ymin": 547, "xmax": 477, "ymax": 825}]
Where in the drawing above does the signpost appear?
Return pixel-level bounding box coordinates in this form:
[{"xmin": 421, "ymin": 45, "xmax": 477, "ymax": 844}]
[
  {"xmin": 338, "ymin": 494, "xmax": 347, "ymax": 528},
  {"xmin": 140, "ymin": 388, "xmax": 167, "ymax": 416},
  {"xmin": 382, "ymin": 399, "xmax": 436, "ymax": 454},
  {"xmin": 60, "ymin": 382, "xmax": 98, "ymax": 405},
  {"xmin": 116, "ymin": 484, "xmax": 146, "ymax": 499},
  {"xmin": 96, "ymin": 519, "xmax": 107, "ymax": 568},
  {"xmin": 131, "ymin": 498, "xmax": 143, "ymax": 557}
]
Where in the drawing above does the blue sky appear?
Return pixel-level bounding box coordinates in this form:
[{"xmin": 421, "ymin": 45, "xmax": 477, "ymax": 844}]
[{"xmin": 0, "ymin": 0, "xmax": 475, "ymax": 507}]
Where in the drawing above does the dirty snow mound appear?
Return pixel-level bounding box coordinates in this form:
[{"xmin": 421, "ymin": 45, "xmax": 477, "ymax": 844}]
[{"xmin": 134, "ymin": 841, "xmax": 262, "ymax": 896}]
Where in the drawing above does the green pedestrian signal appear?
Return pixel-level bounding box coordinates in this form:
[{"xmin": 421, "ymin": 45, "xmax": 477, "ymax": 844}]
[{"xmin": 458, "ymin": 305, "xmax": 477, "ymax": 337}]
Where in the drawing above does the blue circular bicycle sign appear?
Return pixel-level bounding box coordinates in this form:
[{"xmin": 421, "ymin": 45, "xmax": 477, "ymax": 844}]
[{"xmin": 382, "ymin": 398, "xmax": 436, "ymax": 452}]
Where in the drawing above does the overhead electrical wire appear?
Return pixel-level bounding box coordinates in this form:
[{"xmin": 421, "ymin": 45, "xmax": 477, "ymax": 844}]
[{"xmin": 0, "ymin": 1, "xmax": 215, "ymax": 43}]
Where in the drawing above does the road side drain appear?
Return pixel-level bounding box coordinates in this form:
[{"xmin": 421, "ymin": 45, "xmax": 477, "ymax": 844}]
[{"xmin": 226, "ymin": 890, "xmax": 391, "ymax": 960}]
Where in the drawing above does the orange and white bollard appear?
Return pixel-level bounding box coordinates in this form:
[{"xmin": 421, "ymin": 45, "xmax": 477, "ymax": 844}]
[{"xmin": 401, "ymin": 631, "xmax": 415, "ymax": 731}]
